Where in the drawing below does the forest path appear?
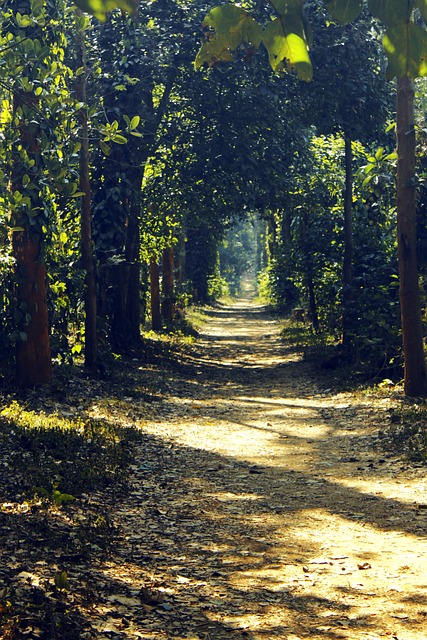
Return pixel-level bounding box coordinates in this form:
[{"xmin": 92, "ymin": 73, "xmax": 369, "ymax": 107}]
[{"xmin": 98, "ymin": 300, "xmax": 427, "ymax": 640}]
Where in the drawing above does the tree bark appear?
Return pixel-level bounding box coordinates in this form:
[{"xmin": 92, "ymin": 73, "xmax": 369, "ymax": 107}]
[
  {"xmin": 76, "ymin": 8, "xmax": 98, "ymax": 373},
  {"xmin": 342, "ymin": 132, "xmax": 354, "ymax": 348},
  {"xmin": 12, "ymin": 229, "xmax": 52, "ymax": 385},
  {"xmin": 175, "ymin": 229, "xmax": 186, "ymax": 285},
  {"xmin": 161, "ymin": 246, "xmax": 174, "ymax": 326},
  {"xmin": 150, "ymin": 259, "xmax": 162, "ymax": 330},
  {"xmin": 12, "ymin": 87, "xmax": 52, "ymax": 386},
  {"xmin": 110, "ymin": 201, "xmax": 141, "ymax": 350},
  {"xmin": 396, "ymin": 76, "xmax": 427, "ymax": 397}
]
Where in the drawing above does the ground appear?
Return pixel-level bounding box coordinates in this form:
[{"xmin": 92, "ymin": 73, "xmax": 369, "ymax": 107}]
[{"xmin": 1, "ymin": 299, "xmax": 427, "ymax": 639}]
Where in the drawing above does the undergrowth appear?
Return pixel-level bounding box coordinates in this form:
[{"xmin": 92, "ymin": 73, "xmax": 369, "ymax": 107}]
[
  {"xmin": 0, "ymin": 403, "xmax": 139, "ymax": 501},
  {"xmin": 280, "ymin": 319, "xmax": 403, "ymax": 391},
  {"xmin": 383, "ymin": 403, "xmax": 427, "ymax": 463}
]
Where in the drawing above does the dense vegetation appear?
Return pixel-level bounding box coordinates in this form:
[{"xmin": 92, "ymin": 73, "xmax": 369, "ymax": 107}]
[
  {"xmin": 0, "ymin": 0, "xmax": 426, "ymax": 394},
  {"xmin": 2, "ymin": 3, "xmax": 427, "ymax": 637}
]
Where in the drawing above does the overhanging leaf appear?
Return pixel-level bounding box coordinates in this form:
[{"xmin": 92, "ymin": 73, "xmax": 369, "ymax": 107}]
[
  {"xmin": 324, "ymin": 0, "xmax": 364, "ymax": 24},
  {"xmin": 383, "ymin": 21, "xmax": 427, "ymax": 78},
  {"xmin": 368, "ymin": 0, "xmax": 414, "ymax": 26},
  {"xmin": 263, "ymin": 16, "xmax": 312, "ymax": 80},
  {"xmin": 195, "ymin": 5, "xmax": 263, "ymax": 68},
  {"xmin": 74, "ymin": 0, "xmax": 138, "ymax": 21}
]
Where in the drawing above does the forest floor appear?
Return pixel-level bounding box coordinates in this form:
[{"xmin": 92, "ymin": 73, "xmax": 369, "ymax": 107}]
[{"xmin": 1, "ymin": 298, "xmax": 427, "ymax": 639}]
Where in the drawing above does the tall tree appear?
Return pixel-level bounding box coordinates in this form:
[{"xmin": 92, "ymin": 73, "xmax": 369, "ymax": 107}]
[
  {"xmin": 5, "ymin": 0, "xmax": 58, "ymax": 385},
  {"xmin": 75, "ymin": 8, "xmax": 98, "ymax": 373},
  {"xmin": 196, "ymin": 0, "xmax": 427, "ymax": 396}
]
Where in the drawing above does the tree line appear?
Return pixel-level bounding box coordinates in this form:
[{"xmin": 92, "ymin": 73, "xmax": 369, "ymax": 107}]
[{"xmin": 0, "ymin": 0, "xmax": 427, "ymax": 397}]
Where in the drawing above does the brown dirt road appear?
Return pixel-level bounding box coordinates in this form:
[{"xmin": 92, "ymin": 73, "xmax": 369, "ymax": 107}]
[{"xmin": 93, "ymin": 299, "xmax": 427, "ymax": 640}]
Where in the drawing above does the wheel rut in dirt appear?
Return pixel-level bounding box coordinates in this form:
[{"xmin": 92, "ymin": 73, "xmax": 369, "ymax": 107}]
[{"xmin": 92, "ymin": 300, "xmax": 427, "ymax": 639}]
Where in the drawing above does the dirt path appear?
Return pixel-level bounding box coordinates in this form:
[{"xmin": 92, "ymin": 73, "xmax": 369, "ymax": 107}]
[{"xmin": 87, "ymin": 300, "xmax": 427, "ymax": 639}]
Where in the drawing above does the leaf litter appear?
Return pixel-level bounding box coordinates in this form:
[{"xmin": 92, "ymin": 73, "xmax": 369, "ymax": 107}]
[{"xmin": 1, "ymin": 300, "xmax": 427, "ymax": 638}]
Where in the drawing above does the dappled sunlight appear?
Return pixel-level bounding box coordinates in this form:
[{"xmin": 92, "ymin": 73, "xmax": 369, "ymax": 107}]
[{"xmin": 3, "ymin": 302, "xmax": 427, "ymax": 639}]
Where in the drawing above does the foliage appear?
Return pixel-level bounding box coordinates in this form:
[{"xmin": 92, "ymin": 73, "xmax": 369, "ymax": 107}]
[
  {"xmin": 197, "ymin": 0, "xmax": 427, "ymax": 81},
  {"xmin": 0, "ymin": 402, "xmax": 138, "ymax": 497},
  {"xmin": 385, "ymin": 403, "xmax": 427, "ymax": 462}
]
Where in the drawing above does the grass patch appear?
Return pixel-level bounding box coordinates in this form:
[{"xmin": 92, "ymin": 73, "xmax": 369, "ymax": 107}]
[
  {"xmin": 0, "ymin": 402, "xmax": 139, "ymax": 502},
  {"xmin": 383, "ymin": 402, "xmax": 427, "ymax": 463}
]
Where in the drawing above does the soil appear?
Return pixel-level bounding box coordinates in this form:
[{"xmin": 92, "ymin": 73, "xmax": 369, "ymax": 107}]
[{"xmin": 2, "ymin": 299, "xmax": 427, "ymax": 639}]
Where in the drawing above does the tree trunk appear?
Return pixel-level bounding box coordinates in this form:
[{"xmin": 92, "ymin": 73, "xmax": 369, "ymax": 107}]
[
  {"xmin": 75, "ymin": 8, "xmax": 98, "ymax": 374},
  {"xmin": 124, "ymin": 203, "xmax": 141, "ymax": 344},
  {"xmin": 110, "ymin": 207, "xmax": 140, "ymax": 349},
  {"xmin": 396, "ymin": 76, "xmax": 427, "ymax": 397},
  {"xmin": 12, "ymin": 88, "xmax": 52, "ymax": 386},
  {"xmin": 12, "ymin": 229, "xmax": 52, "ymax": 385},
  {"xmin": 342, "ymin": 132, "xmax": 354, "ymax": 348},
  {"xmin": 307, "ymin": 270, "xmax": 319, "ymax": 332},
  {"xmin": 150, "ymin": 259, "xmax": 162, "ymax": 331},
  {"xmin": 127, "ymin": 229, "xmax": 141, "ymax": 344},
  {"xmin": 161, "ymin": 246, "xmax": 174, "ymax": 326},
  {"xmin": 175, "ymin": 229, "xmax": 186, "ymax": 285}
]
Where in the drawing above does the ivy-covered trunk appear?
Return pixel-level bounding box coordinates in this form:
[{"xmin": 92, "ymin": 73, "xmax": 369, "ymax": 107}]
[{"xmin": 396, "ymin": 76, "xmax": 427, "ymax": 397}]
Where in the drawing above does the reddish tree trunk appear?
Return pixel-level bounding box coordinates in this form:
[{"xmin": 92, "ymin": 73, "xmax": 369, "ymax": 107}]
[
  {"xmin": 12, "ymin": 230, "xmax": 52, "ymax": 385},
  {"xmin": 12, "ymin": 88, "xmax": 52, "ymax": 386}
]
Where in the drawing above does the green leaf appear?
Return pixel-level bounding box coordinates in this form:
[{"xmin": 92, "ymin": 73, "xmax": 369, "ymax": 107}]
[
  {"xmin": 100, "ymin": 140, "xmax": 111, "ymax": 155},
  {"xmin": 195, "ymin": 5, "xmax": 263, "ymax": 68},
  {"xmin": 263, "ymin": 16, "xmax": 312, "ymax": 80},
  {"xmin": 418, "ymin": 0, "xmax": 427, "ymax": 24},
  {"xmin": 324, "ymin": 0, "xmax": 364, "ymax": 24},
  {"xmin": 74, "ymin": 0, "xmax": 138, "ymax": 21},
  {"xmin": 53, "ymin": 570, "xmax": 68, "ymax": 589},
  {"xmin": 53, "ymin": 490, "xmax": 75, "ymax": 506},
  {"xmin": 368, "ymin": 0, "xmax": 414, "ymax": 26},
  {"xmin": 375, "ymin": 147, "xmax": 384, "ymax": 160},
  {"xmin": 112, "ymin": 133, "xmax": 128, "ymax": 144},
  {"xmin": 383, "ymin": 21, "xmax": 427, "ymax": 78},
  {"xmin": 130, "ymin": 115, "xmax": 140, "ymax": 129}
]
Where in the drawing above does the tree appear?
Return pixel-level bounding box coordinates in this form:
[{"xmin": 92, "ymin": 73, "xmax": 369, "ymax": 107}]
[
  {"xmin": 3, "ymin": 0, "xmax": 64, "ymax": 385},
  {"xmin": 75, "ymin": 8, "xmax": 98, "ymax": 373},
  {"xmin": 196, "ymin": 0, "xmax": 427, "ymax": 396},
  {"xmin": 301, "ymin": 11, "xmax": 391, "ymax": 346}
]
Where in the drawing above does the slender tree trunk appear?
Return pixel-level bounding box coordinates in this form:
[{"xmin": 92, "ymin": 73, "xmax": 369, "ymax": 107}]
[
  {"xmin": 150, "ymin": 259, "xmax": 162, "ymax": 330},
  {"xmin": 342, "ymin": 132, "xmax": 354, "ymax": 348},
  {"xmin": 175, "ymin": 229, "xmax": 186, "ymax": 285},
  {"xmin": 12, "ymin": 88, "xmax": 52, "ymax": 386},
  {"xmin": 307, "ymin": 270, "xmax": 319, "ymax": 332},
  {"xmin": 396, "ymin": 76, "xmax": 427, "ymax": 397},
  {"xmin": 124, "ymin": 203, "xmax": 141, "ymax": 344},
  {"xmin": 162, "ymin": 246, "xmax": 174, "ymax": 326},
  {"xmin": 127, "ymin": 225, "xmax": 141, "ymax": 344},
  {"xmin": 75, "ymin": 8, "xmax": 98, "ymax": 373}
]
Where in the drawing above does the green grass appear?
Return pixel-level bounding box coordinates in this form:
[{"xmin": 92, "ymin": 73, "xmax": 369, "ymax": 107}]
[{"xmin": 0, "ymin": 402, "xmax": 139, "ymax": 501}]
